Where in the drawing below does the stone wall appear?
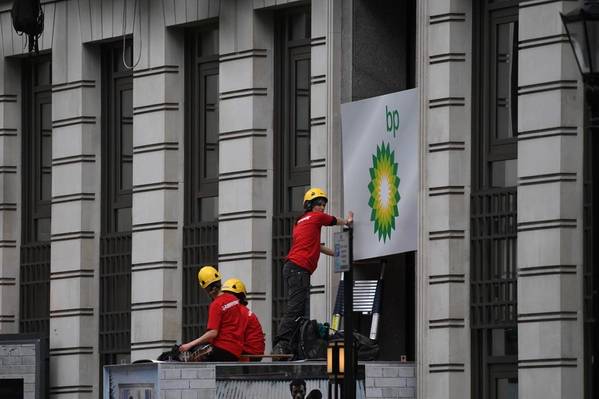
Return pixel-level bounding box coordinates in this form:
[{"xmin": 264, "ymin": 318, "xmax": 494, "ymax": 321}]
[
  {"xmin": 365, "ymin": 363, "xmax": 416, "ymax": 399},
  {"xmin": 0, "ymin": 338, "xmax": 42, "ymax": 399},
  {"xmin": 159, "ymin": 364, "xmax": 216, "ymax": 399}
]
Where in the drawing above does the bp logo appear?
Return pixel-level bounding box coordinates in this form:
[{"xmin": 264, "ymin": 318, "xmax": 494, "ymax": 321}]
[{"xmin": 368, "ymin": 142, "xmax": 400, "ymax": 242}]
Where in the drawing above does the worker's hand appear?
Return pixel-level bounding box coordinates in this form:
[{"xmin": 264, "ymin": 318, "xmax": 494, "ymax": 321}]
[
  {"xmin": 346, "ymin": 211, "xmax": 354, "ymax": 225},
  {"xmin": 179, "ymin": 342, "xmax": 193, "ymax": 352}
]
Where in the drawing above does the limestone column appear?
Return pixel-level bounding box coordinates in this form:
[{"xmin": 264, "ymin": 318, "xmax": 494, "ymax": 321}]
[
  {"xmin": 421, "ymin": 0, "xmax": 473, "ymax": 398},
  {"xmin": 517, "ymin": 1, "xmax": 584, "ymax": 397},
  {"xmin": 309, "ymin": 0, "xmax": 339, "ymax": 324},
  {"xmin": 49, "ymin": 1, "xmax": 101, "ymax": 397},
  {"xmin": 0, "ymin": 59, "xmax": 20, "ymax": 334},
  {"xmin": 129, "ymin": 0, "xmax": 184, "ymax": 361},
  {"xmin": 218, "ymin": 0, "xmax": 274, "ymax": 345}
]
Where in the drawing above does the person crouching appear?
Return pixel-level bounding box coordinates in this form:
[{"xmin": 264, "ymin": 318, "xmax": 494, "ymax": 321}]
[
  {"xmin": 179, "ymin": 266, "xmax": 247, "ymax": 361},
  {"xmin": 222, "ymin": 278, "xmax": 265, "ymax": 361}
]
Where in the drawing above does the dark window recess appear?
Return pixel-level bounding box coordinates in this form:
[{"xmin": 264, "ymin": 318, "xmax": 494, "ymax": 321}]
[
  {"xmin": 182, "ymin": 27, "xmax": 219, "ymax": 342},
  {"xmin": 583, "ymin": 83, "xmax": 599, "ymax": 399},
  {"xmin": 99, "ymin": 41, "xmax": 133, "ymax": 370},
  {"xmin": 20, "ymin": 55, "xmax": 51, "ymax": 399},
  {"xmin": 351, "ymin": 0, "xmax": 416, "ymax": 100},
  {"xmin": 272, "ymin": 8, "xmax": 311, "ymax": 340},
  {"xmin": 0, "ymin": 379, "xmax": 23, "ymax": 399},
  {"xmin": 471, "ymin": 1, "xmax": 519, "ymax": 398}
]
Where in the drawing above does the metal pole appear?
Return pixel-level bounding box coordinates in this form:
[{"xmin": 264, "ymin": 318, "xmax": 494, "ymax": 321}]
[{"xmin": 343, "ymin": 226, "xmax": 355, "ymax": 399}]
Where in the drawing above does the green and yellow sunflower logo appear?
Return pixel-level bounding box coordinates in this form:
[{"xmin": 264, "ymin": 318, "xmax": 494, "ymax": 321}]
[{"xmin": 368, "ymin": 142, "xmax": 400, "ymax": 242}]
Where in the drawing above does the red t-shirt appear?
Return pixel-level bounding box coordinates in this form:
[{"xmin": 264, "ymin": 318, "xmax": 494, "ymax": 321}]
[
  {"xmin": 286, "ymin": 211, "xmax": 336, "ymax": 274},
  {"xmin": 207, "ymin": 292, "xmax": 247, "ymax": 358},
  {"xmin": 242, "ymin": 307, "xmax": 265, "ymax": 355}
]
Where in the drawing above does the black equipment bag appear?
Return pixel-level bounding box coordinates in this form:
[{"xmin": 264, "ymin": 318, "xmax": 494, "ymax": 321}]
[
  {"xmin": 11, "ymin": 0, "xmax": 44, "ymax": 53},
  {"xmin": 11, "ymin": 0, "xmax": 44, "ymax": 35},
  {"xmin": 329, "ymin": 330, "xmax": 380, "ymax": 361},
  {"xmin": 296, "ymin": 319, "xmax": 328, "ymax": 360}
]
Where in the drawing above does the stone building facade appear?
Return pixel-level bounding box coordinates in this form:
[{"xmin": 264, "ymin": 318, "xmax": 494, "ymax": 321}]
[{"xmin": 0, "ymin": 1, "xmax": 594, "ymax": 399}]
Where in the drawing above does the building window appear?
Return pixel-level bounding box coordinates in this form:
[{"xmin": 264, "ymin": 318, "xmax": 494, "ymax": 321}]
[
  {"xmin": 99, "ymin": 41, "xmax": 133, "ymax": 369},
  {"xmin": 272, "ymin": 7, "xmax": 311, "ymax": 340},
  {"xmin": 20, "ymin": 56, "xmax": 51, "ymax": 399},
  {"xmin": 471, "ymin": 2, "xmax": 519, "ymax": 398},
  {"xmin": 182, "ymin": 27, "xmax": 219, "ymax": 342},
  {"xmin": 583, "ymin": 82, "xmax": 599, "ymax": 399}
]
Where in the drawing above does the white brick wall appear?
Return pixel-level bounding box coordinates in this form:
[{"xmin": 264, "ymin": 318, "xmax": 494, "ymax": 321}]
[
  {"xmin": 0, "ymin": 343, "xmax": 38, "ymax": 399},
  {"xmin": 159, "ymin": 364, "xmax": 216, "ymax": 399},
  {"xmin": 365, "ymin": 364, "xmax": 416, "ymax": 399}
]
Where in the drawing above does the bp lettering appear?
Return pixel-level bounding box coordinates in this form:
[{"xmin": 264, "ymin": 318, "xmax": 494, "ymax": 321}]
[{"xmin": 385, "ymin": 105, "xmax": 399, "ymax": 137}]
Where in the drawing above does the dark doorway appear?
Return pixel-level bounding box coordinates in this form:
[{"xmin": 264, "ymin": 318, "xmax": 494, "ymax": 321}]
[{"xmin": 0, "ymin": 379, "xmax": 24, "ymax": 399}]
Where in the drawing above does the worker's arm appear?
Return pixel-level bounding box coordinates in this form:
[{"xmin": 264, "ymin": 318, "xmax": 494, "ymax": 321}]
[
  {"xmin": 320, "ymin": 245, "xmax": 334, "ymax": 256},
  {"xmin": 179, "ymin": 329, "xmax": 218, "ymax": 352},
  {"xmin": 334, "ymin": 211, "xmax": 354, "ymax": 226}
]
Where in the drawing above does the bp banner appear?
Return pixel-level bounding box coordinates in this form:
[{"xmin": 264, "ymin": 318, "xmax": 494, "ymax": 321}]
[{"xmin": 341, "ymin": 88, "xmax": 419, "ymax": 260}]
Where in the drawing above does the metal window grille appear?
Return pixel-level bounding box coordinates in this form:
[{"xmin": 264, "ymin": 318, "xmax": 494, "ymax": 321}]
[
  {"xmin": 20, "ymin": 243, "xmax": 50, "ymax": 336},
  {"xmin": 182, "ymin": 27, "xmax": 219, "ymax": 342},
  {"xmin": 271, "ymin": 213, "xmax": 298, "ymax": 335},
  {"xmin": 20, "ymin": 54, "xmax": 52, "ymax": 399},
  {"xmin": 99, "ymin": 232, "xmax": 131, "ymax": 361},
  {"xmin": 471, "ymin": 2, "xmax": 519, "ymax": 396},
  {"xmin": 470, "ymin": 188, "xmax": 517, "ymax": 329},
  {"xmin": 182, "ymin": 223, "xmax": 218, "ymax": 342},
  {"xmin": 99, "ymin": 41, "xmax": 133, "ymax": 369},
  {"xmin": 272, "ymin": 8, "xmax": 311, "ymax": 343},
  {"xmin": 20, "ymin": 55, "xmax": 52, "ymax": 338}
]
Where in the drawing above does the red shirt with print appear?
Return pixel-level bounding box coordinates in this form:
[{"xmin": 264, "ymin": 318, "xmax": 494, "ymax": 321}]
[
  {"xmin": 242, "ymin": 307, "xmax": 265, "ymax": 355},
  {"xmin": 207, "ymin": 292, "xmax": 247, "ymax": 358},
  {"xmin": 286, "ymin": 211, "xmax": 336, "ymax": 274}
]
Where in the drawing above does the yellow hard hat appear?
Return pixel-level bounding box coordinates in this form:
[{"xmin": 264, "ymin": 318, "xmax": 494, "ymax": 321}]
[
  {"xmin": 197, "ymin": 265, "xmax": 221, "ymax": 289},
  {"xmin": 303, "ymin": 187, "xmax": 328, "ymax": 204},
  {"xmin": 222, "ymin": 278, "xmax": 247, "ymax": 295}
]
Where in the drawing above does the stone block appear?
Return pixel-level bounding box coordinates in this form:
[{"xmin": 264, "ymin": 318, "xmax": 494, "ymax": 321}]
[
  {"xmin": 3, "ymin": 356, "xmax": 21, "ymax": 365},
  {"xmin": 197, "ymin": 388, "xmax": 216, "ymax": 399},
  {"xmin": 375, "ymin": 377, "xmax": 405, "ymax": 387},
  {"xmin": 23, "ymin": 393, "xmax": 34, "ymax": 399},
  {"xmin": 24, "ymin": 383, "xmax": 34, "ymax": 392},
  {"xmin": 161, "ymin": 391, "xmax": 182, "ymax": 399},
  {"xmin": 366, "ymin": 366, "xmax": 383, "ymax": 377},
  {"xmin": 398, "ymin": 367, "xmax": 415, "ymax": 378},
  {"xmin": 161, "ymin": 379, "xmax": 189, "ymax": 390},
  {"xmin": 8, "ymin": 346, "xmax": 21, "ymax": 356},
  {"xmin": 20, "ymin": 347, "xmax": 36, "ymax": 356},
  {"xmin": 366, "ymin": 387, "xmax": 383, "ymax": 398},
  {"xmin": 162, "ymin": 368, "xmax": 182, "ymax": 380},
  {"xmin": 22, "ymin": 356, "xmax": 35, "ymax": 365},
  {"xmin": 190, "ymin": 378, "xmax": 215, "ymax": 389},
  {"xmin": 181, "ymin": 368, "xmax": 197, "ymax": 379},
  {"xmin": 406, "ymin": 377, "xmax": 416, "ymax": 388},
  {"xmin": 197, "ymin": 367, "xmax": 215, "ymax": 379},
  {"xmin": 398, "ymin": 387, "xmax": 416, "ymax": 398},
  {"xmin": 381, "ymin": 387, "xmax": 400, "ymax": 397},
  {"xmin": 182, "ymin": 390, "xmax": 199, "ymax": 399},
  {"xmin": 382, "ymin": 367, "xmax": 399, "ymax": 378}
]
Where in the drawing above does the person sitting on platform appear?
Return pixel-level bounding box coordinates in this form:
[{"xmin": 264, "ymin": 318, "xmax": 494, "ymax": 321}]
[
  {"xmin": 179, "ymin": 266, "xmax": 247, "ymax": 361},
  {"xmin": 221, "ymin": 278, "xmax": 265, "ymax": 361}
]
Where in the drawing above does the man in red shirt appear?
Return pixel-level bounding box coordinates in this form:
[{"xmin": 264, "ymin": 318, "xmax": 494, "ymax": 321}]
[
  {"xmin": 222, "ymin": 278, "xmax": 265, "ymax": 361},
  {"xmin": 273, "ymin": 188, "xmax": 353, "ymax": 355},
  {"xmin": 179, "ymin": 266, "xmax": 247, "ymax": 361}
]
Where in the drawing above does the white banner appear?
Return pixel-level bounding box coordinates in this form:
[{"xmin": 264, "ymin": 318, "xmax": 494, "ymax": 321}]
[{"xmin": 341, "ymin": 89, "xmax": 419, "ymax": 260}]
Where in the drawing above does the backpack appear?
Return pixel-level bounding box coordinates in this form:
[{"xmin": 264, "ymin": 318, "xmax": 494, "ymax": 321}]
[
  {"xmin": 295, "ymin": 319, "xmax": 328, "ymax": 360},
  {"xmin": 329, "ymin": 331, "xmax": 380, "ymax": 361},
  {"xmin": 11, "ymin": 0, "xmax": 44, "ymax": 52}
]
